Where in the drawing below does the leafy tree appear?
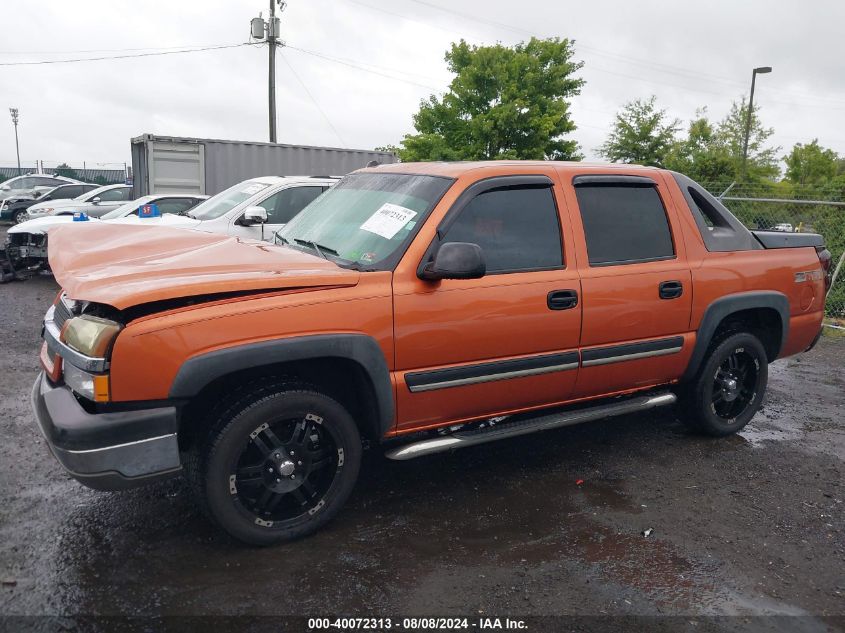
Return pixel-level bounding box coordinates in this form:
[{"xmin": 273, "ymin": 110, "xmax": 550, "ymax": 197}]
[
  {"xmin": 54, "ymin": 163, "xmax": 79, "ymax": 180},
  {"xmin": 715, "ymin": 97, "xmax": 780, "ymax": 181},
  {"xmin": 783, "ymin": 139, "xmax": 839, "ymax": 185},
  {"xmin": 398, "ymin": 38, "xmax": 585, "ymax": 162},
  {"xmin": 598, "ymin": 96, "xmax": 680, "ymax": 167},
  {"xmin": 664, "ymin": 109, "xmax": 734, "ymax": 183},
  {"xmin": 374, "ymin": 145, "xmax": 400, "ymax": 156}
]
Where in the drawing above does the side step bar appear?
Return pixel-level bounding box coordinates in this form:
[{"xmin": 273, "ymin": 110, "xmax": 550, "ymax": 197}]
[{"xmin": 384, "ymin": 392, "xmax": 677, "ymax": 461}]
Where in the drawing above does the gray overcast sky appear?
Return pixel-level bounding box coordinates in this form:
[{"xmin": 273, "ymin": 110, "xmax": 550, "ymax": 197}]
[{"xmin": 2, "ymin": 0, "xmax": 844, "ymax": 171}]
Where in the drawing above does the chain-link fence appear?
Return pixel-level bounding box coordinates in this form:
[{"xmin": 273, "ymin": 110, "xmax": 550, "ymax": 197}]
[
  {"xmin": 702, "ymin": 184, "xmax": 845, "ymax": 323},
  {"xmin": 0, "ymin": 162, "xmax": 127, "ymax": 185}
]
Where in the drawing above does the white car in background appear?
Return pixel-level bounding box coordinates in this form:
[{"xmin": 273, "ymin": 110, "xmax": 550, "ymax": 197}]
[
  {"xmin": 5, "ymin": 194, "xmax": 207, "ymax": 274},
  {"xmin": 25, "ymin": 183, "xmax": 133, "ymax": 219},
  {"xmin": 4, "ymin": 177, "xmax": 336, "ymax": 276},
  {"xmin": 127, "ymin": 176, "xmax": 338, "ymax": 241}
]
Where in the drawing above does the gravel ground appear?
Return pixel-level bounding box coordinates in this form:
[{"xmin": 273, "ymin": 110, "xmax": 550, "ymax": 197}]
[{"xmin": 0, "ymin": 225, "xmax": 843, "ymax": 631}]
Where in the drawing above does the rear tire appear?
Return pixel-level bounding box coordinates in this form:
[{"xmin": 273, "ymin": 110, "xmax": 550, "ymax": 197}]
[
  {"xmin": 682, "ymin": 331, "xmax": 768, "ymax": 436},
  {"xmin": 187, "ymin": 381, "xmax": 362, "ymax": 545}
]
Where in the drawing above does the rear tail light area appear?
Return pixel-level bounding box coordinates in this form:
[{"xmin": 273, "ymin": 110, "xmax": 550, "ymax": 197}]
[{"xmin": 816, "ymin": 246, "xmax": 832, "ymax": 292}]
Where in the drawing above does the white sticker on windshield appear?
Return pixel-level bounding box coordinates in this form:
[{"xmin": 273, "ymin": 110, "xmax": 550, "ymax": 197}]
[
  {"xmin": 360, "ymin": 203, "xmax": 417, "ymax": 239},
  {"xmin": 240, "ymin": 183, "xmax": 266, "ymax": 196}
]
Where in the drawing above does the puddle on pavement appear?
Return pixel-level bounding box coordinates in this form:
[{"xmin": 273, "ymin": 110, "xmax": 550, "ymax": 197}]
[{"xmin": 11, "ymin": 412, "xmax": 817, "ymax": 617}]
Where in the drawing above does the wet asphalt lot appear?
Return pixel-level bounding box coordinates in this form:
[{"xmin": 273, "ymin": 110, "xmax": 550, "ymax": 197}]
[{"xmin": 0, "ymin": 227, "xmax": 843, "ymax": 631}]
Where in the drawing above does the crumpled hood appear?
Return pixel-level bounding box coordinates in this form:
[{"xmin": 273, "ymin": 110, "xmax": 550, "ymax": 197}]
[{"xmin": 49, "ymin": 223, "xmax": 359, "ymax": 310}]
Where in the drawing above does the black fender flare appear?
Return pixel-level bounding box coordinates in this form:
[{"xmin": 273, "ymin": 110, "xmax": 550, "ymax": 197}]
[
  {"xmin": 169, "ymin": 334, "xmax": 394, "ymax": 437},
  {"xmin": 683, "ymin": 291, "xmax": 789, "ymax": 381}
]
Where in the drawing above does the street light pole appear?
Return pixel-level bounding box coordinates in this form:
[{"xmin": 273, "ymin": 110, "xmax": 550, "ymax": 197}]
[
  {"xmin": 741, "ymin": 66, "xmax": 772, "ymax": 177},
  {"xmin": 9, "ymin": 108, "xmax": 21, "ymax": 176}
]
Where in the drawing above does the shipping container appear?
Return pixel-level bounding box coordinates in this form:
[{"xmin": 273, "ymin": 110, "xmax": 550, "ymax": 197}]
[{"xmin": 130, "ymin": 134, "xmax": 397, "ymax": 197}]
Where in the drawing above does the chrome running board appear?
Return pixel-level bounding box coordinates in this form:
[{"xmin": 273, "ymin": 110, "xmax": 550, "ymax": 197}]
[{"xmin": 384, "ymin": 392, "xmax": 677, "ymax": 461}]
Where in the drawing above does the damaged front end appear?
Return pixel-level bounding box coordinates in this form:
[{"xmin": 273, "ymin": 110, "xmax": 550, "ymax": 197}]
[{"xmin": 2, "ymin": 230, "xmax": 50, "ymax": 281}]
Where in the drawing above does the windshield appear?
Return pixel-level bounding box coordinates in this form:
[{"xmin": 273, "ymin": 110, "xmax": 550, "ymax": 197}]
[
  {"xmin": 189, "ymin": 180, "xmax": 274, "ymax": 220},
  {"xmin": 100, "ymin": 196, "xmax": 155, "ymax": 220},
  {"xmin": 276, "ymin": 173, "xmax": 453, "ymax": 269}
]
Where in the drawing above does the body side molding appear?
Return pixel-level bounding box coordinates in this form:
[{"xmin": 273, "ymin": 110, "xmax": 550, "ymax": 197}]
[
  {"xmin": 169, "ymin": 334, "xmax": 394, "ymax": 437},
  {"xmin": 581, "ymin": 336, "xmax": 684, "ymax": 367},
  {"xmin": 405, "ymin": 351, "xmax": 579, "ymax": 393}
]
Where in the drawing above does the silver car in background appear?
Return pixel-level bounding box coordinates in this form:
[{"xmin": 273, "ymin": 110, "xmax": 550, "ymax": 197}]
[{"xmin": 25, "ymin": 183, "xmax": 133, "ymax": 219}]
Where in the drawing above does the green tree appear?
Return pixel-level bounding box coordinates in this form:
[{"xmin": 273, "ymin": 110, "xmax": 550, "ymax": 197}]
[
  {"xmin": 783, "ymin": 139, "xmax": 838, "ymax": 185},
  {"xmin": 715, "ymin": 97, "xmax": 780, "ymax": 182},
  {"xmin": 374, "ymin": 144, "xmax": 400, "ymax": 155},
  {"xmin": 598, "ymin": 96, "xmax": 680, "ymax": 167},
  {"xmin": 665, "ymin": 111, "xmax": 735, "ymax": 184},
  {"xmin": 398, "ymin": 38, "xmax": 585, "ymax": 162},
  {"xmin": 54, "ymin": 163, "xmax": 79, "ymax": 180}
]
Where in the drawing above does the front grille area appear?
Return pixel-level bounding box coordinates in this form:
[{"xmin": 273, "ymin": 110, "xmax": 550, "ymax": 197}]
[{"xmin": 53, "ymin": 297, "xmax": 74, "ymax": 331}]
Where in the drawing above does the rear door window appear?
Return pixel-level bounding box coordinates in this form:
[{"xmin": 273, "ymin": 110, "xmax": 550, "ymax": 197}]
[
  {"xmin": 156, "ymin": 198, "xmax": 197, "ymax": 215},
  {"xmin": 98, "ymin": 187, "xmax": 131, "ymax": 202},
  {"xmin": 54, "ymin": 185, "xmax": 82, "ymax": 199},
  {"xmin": 574, "ymin": 184, "xmax": 675, "ymax": 266},
  {"xmin": 259, "ymin": 186, "xmax": 325, "ymax": 225}
]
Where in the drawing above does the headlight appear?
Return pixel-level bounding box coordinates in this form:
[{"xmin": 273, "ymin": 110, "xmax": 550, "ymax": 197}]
[
  {"xmin": 62, "ymin": 315, "xmax": 121, "ymax": 358},
  {"xmin": 31, "ymin": 207, "xmax": 51, "ymax": 214},
  {"xmin": 63, "ymin": 362, "xmax": 110, "ymax": 402}
]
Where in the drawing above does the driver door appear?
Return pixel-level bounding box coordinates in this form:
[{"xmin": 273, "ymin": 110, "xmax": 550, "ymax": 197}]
[{"xmin": 392, "ymin": 174, "xmax": 582, "ymax": 431}]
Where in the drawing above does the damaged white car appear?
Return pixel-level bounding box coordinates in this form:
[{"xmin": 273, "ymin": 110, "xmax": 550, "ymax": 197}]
[{"xmin": 3, "ymin": 193, "xmax": 207, "ymax": 276}]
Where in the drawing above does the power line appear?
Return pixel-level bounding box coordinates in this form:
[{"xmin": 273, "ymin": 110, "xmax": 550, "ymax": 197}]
[
  {"xmin": 0, "ymin": 43, "xmax": 254, "ymax": 66},
  {"xmin": 285, "ymin": 44, "xmax": 440, "ymax": 90},
  {"xmin": 279, "ymin": 51, "xmax": 347, "ymax": 146},
  {"xmin": 0, "ymin": 43, "xmax": 247, "ymax": 55}
]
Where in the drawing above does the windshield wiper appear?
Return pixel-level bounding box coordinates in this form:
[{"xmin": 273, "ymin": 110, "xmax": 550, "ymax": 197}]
[{"xmin": 293, "ymin": 238, "xmax": 340, "ymax": 260}]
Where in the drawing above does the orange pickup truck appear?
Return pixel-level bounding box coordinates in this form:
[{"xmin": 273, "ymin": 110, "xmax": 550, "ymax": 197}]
[{"xmin": 32, "ymin": 161, "xmax": 831, "ymax": 544}]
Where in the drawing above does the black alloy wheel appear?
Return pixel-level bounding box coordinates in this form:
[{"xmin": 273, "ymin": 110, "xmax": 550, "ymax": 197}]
[
  {"xmin": 682, "ymin": 331, "xmax": 768, "ymax": 436},
  {"xmin": 711, "ymin": 348, "xmax": 760, "ymax": 420},
  {"xmin": 189, "ymin": 382, "xmax": 362, "ymax": 545},
  {"xmin": 232, "ymin": 414, "xmax": 341, "ymax": 525}
]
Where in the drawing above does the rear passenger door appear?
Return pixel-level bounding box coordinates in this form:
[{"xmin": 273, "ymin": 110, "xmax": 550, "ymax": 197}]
[{"xmin": 563, "ymin": 174, "xmax": 693, "ymax": 398}]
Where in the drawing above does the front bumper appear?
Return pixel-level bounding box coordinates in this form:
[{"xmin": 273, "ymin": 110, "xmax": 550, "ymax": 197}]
[{"xmin": 31, "ymin": 372, "xmax": 182, "ymax": 490}]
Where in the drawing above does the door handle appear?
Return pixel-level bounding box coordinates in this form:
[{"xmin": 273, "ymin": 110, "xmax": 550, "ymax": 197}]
[
  {"xmin": 659, "ymin": 280, "xmax": 683, "ymax": 300},
  {"xmin": 547, "ymin": 289, "xmax": 578, "ymax": 310}
]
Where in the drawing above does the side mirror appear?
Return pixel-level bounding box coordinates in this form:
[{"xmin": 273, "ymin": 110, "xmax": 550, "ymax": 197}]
[
  {"xmin": 420, "ymin": 242, "xmax": 486, "ymax": 281},
  {"xmin": 91, "ymin": 196, "xmax": 101, "ymax": 204},
  {"xmin": 241, "ymin": 206, "xmax": 268, "ymax": 225},
  {"xmin": 33, "ymin": 191, "xmax": 42, "ymax": 199}
]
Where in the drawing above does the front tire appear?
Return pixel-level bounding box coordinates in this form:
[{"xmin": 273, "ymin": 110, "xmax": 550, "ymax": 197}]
[
  {"xmin": 189, "ymin": 383, "xmax": 362, "ymax": 545},
  {"xmin": 13, "ymin": 210, "xmax": 28, "ymax": 224},
  {"xmin": 682, "ymin": 331, "xmax": 768, "ymax": 436}
]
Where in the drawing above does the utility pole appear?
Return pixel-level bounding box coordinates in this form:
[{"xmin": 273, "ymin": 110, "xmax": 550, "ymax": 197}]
[
  {"xmin": 268, "ymin": 0, "xmax": 278, "ymax": 143},
  {"xmin": 9, "ymin": 108, "xmax": 21, "ymax": 176},
  {"xmin": 251, "ymin": 2, "xmax": 285, "ymax": 143},
  {"xmin": 741, "ymin": 66, "xmax": 772, "ymax": 178}
]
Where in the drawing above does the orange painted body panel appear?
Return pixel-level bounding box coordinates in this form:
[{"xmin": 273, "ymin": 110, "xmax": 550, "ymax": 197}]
[
  {"xmin": 109, "ymin": 274, "xmax": 393, "ymax": 402},
  {"xmin": 45, "ymin": 161, "xmax": 826, "ymax": 439}
]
